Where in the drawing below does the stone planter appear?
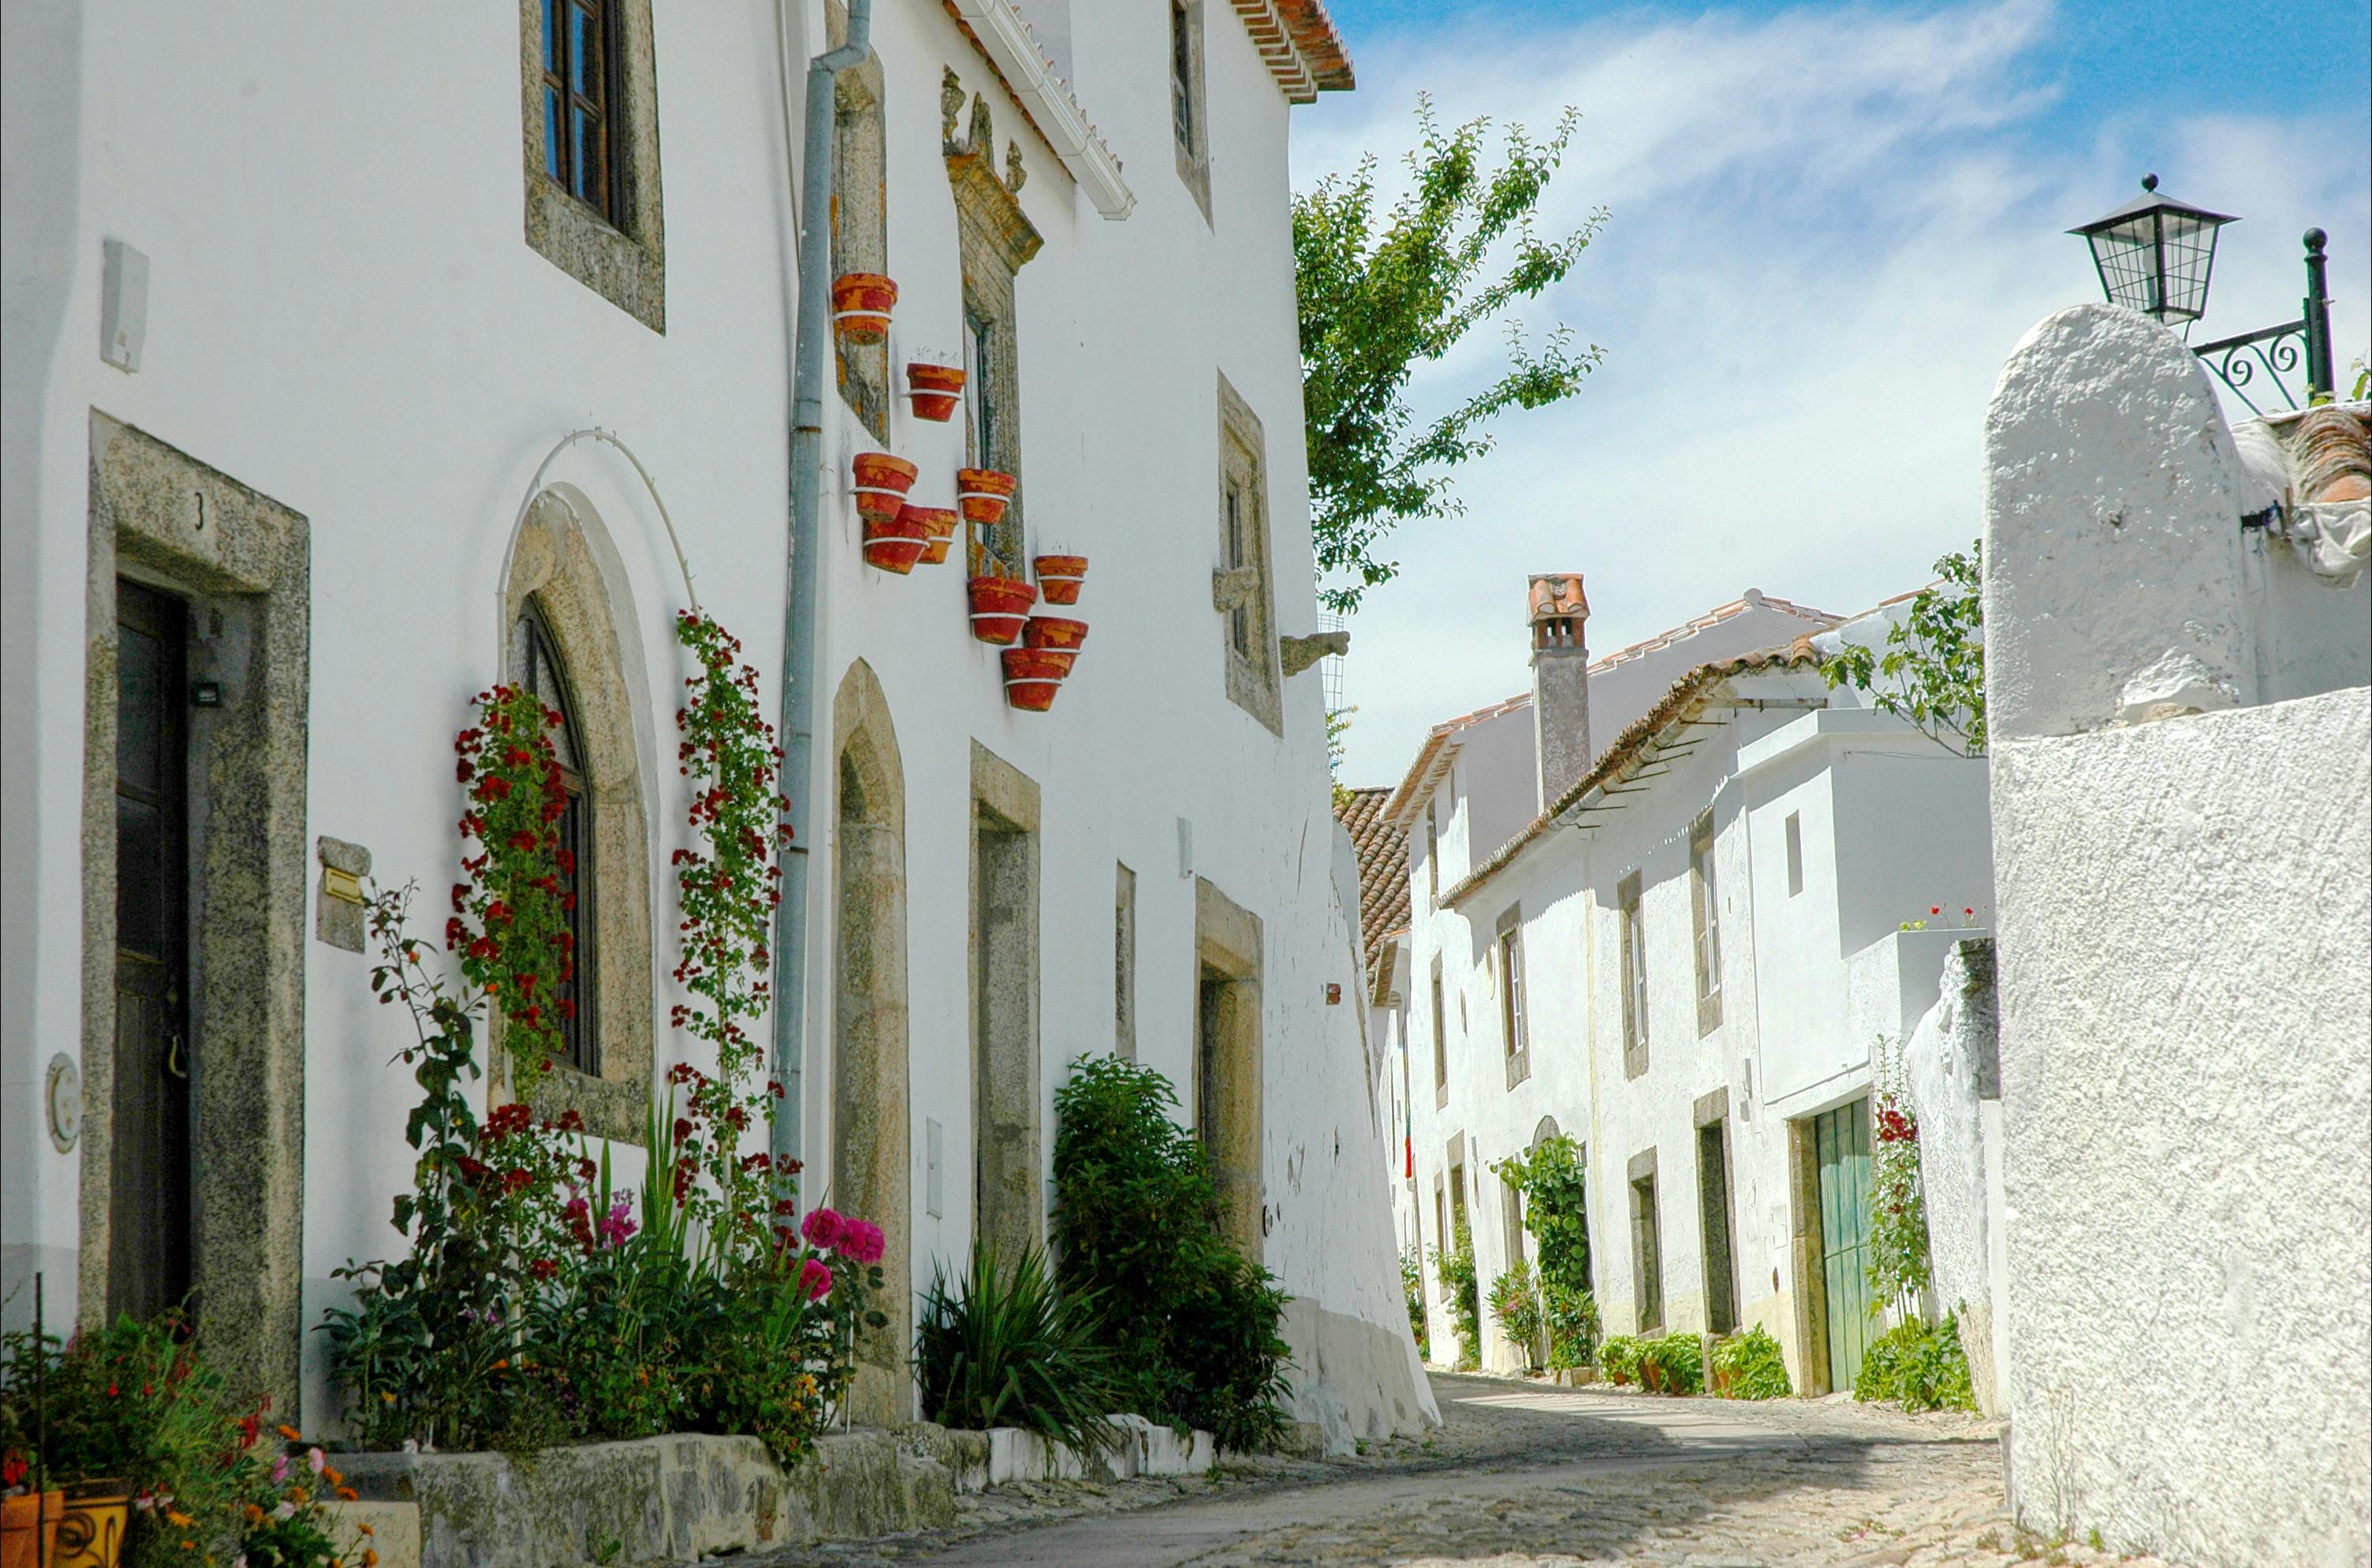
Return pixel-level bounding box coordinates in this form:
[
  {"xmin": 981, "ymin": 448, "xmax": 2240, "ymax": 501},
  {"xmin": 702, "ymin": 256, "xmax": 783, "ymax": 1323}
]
[
  {"xmin": 901, "ymin": 505, "xmax": 957, "ymax": 566},
  {"xmin": 955, "ymin": 467, "xmax": 1016, "ymax": 527},
  {"xmin": 860, "ymin": 510, "xmax": 929, "ymax": 575},
  {"xmin": 1032, "ymin": 554, "xmax": 1087, "ymax": 605},
  {"xmin": 904, "ymin": 363, "xmax": 966, "ymax": 422},
  {"xmin": 1001, "ymin": 648, "xmax": 1069, "ymax": 712},
  {"xmin": 830, "ymin": 274, "xmax": 897, "ymax": 343},
  {"xmin": 850, "ymin": 453, "xmax": 917, "ymax": 523},
  {"xmin": 966, "ymin": 576, "xmax": 1037, "ymax": 645},
  {"xmin": 341, "ymin": 1430, "xmax": 953, "ymax": 1568}
]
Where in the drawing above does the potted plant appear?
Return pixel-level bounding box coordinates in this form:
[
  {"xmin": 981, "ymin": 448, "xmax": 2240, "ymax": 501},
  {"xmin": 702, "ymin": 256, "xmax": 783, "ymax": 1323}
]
[
  {"xmin": 2, "ymin": 1469, "xmax": 62, "ymax": 1568},
  {"xmin": 901, "ymin": 505, "xmax": 958, "ymax": 566},
  {"xmin": 851, "ymin": 452, "xmax": 918, "ymax": 522},
  {"xmin": 966, "ymin": 575, "xmax": 1038, "ymax": 645},
  {"xmin": 905, "ymin": 360, "xmax": 967, "ymax": 423},
  {"xmin": 1033, "ymin": 554, "xmax": 1088, "ymax": 605},
  {"xmin": 831, "ymin": 273, "xmax": 897, "ymax": 343},
  {"xmin": 1001, "ymin": 648, "xmax": 1069, "ymax": 712},
  {"xmin": 1021, "ymin": 615, "xmax": 1088, "ymax": 654},
  {"xmin": 955, "ymin": 468, "xmax": 1017, "ymax": 527},
  {"xmin": 860, "ymin": 509, "xmax": 931, "ymax": 574}
]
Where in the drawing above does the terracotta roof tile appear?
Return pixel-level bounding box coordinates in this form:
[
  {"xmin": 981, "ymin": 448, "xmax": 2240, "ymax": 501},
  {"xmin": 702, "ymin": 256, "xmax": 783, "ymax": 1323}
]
[{"xmin": 1334, "ymin": 787, "xmax": 1409, "ymax": 984}]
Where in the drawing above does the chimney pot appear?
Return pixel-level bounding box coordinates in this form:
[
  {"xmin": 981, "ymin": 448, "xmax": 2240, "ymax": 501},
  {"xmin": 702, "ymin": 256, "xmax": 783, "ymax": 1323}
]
[{"xmin": 1527, "ymin": 573, "xmax": 1594, "ymax": 810}]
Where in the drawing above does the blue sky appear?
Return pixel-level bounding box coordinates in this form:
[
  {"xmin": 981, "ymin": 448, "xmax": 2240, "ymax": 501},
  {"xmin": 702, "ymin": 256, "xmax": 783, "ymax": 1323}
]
[{"xmin": 1303, "ymin": 0, "xmax": 2370, "ymax": 784}]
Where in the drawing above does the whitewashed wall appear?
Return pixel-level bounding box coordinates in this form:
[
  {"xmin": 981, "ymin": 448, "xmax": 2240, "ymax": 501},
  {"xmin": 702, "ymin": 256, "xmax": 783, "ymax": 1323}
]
[
  {"xmin": 1983, "ymin": 304, "xmax": 2372, "ymax": 1563},
  {"xmin": 1, "ymin": 0, "xmax": 1428, "ymax": 1445}
]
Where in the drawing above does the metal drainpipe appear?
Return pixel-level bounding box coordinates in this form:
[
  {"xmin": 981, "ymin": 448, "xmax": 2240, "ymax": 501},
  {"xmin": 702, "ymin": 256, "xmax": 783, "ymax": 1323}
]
[{"xmin": 771, "ymin": 0, "xmax": 872, "ymax": 1190}]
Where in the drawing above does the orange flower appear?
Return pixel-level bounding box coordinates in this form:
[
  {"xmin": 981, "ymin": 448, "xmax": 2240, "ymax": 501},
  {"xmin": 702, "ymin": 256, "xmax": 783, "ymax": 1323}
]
[
  {"xmin": 356, "ymin": 1521, "xmax": 375, "ymax": 1537},
  {"xmin": 491, "ymin": 1358, "xmax": 509, "ymax": 1372},
  {"xmin": 276, "ymin": 1424, "xmax": 303, "ymax": 1441},
  {"xmin": 322, "ymin": 1464, "xmax": 344, "ymax": 1487},
  {"xmin": 364, "ymin": 1551, "xmax": 381, "ymax": 1568},
  {"xmin": 243, "ymin": 1504, "xmax": 265, "ymax": 1526},
  {"xmin": 166, "ymin": 1510, "xmax": 196, "ymax": 1527},
  {"xmin": 337, "ymin": 1486, "xmax": 358, "ymax": 1501}
]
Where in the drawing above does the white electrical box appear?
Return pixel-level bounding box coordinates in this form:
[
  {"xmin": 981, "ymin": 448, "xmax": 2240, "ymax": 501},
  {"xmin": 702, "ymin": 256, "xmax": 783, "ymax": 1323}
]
[{"xmin": 101, "ymin": 239, "xmax": 149, "ymax": 372}]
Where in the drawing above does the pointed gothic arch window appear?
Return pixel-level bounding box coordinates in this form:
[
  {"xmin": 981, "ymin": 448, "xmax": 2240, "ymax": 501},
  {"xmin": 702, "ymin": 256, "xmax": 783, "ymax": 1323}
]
[{"xmin": 512, "ymin": 601, "xmax": 599, "ymax": 1075}]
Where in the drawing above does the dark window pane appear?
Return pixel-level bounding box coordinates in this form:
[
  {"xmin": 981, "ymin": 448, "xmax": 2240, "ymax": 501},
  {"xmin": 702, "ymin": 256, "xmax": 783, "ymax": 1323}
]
[
  {"xmin": 117, "ymin": 625, "xmax": 162, "ymax": 791},
  {"xmin": 545, "ymin": 87, "xmax": 565, "ymax": 181},
  {"xmin": 570, "ymin": 2, "xmax": 598, "ymax": 99},
  {"xmin": 116, "ymin": 795, "xmax": 164, "ymax": 956},
  {"xmin": 543, "ymin": 0, "xmax": 560, "ymax": 73}
]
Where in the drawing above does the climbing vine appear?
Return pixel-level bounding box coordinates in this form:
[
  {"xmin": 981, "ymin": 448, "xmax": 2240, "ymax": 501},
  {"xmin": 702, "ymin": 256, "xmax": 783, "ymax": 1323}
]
[
  {"xmin": 450, "ymin": 683, "xmax": 576, "ymax": 1093},
  {"xmin": 1867, "ymin": 1034, "xmax": 1931, "ymax": 1313},
  {"xmin": 667, "ymin": 609, "xmax": 796, "ymax": 1267},
  {"xmin": 1494, "ymin": 1133, "xmax": 1597, "ymax": 1365}
]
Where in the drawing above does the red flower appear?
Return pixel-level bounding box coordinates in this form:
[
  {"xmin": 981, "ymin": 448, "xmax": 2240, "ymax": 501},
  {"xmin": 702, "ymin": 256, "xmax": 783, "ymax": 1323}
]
[
  {"xmin": 445, "ymin": 918, "xmax": 465, "ymax": 951},
  {"xmin": 556, "ymin": 849, "xmax": 576, "ymax": 876},
  {"xmin": 800, "ymin": 1257, "xmax": 833, "ymax": 1302},
  {"xmin": 514, "ymin": 973, "xmax": 538, "ymax": 996},
  {"xmin": 529, "ymin": 1257, "xmax": 558, "ymax": 1281},
  {"xmin": 468, "ymin": 937, "xmax": 499, "ymax": 962},
  {"xmin": 509, "ymin": 831, "xmax": 539, "ymax": 853},
  {"xmin": 1930, "ymin": 906, "xmax": 1941, "ymax": 916}
]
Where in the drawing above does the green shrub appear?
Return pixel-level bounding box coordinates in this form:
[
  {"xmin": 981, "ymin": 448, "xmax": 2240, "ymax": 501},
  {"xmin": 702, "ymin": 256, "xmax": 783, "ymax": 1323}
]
[
  {"xmin": 1486, "ymin": 1264, "xmax": 1544, "ymax": 1369},
  {"xmin": 917, "ymin": 1245, "xmax": 1125, "ymax": 1455},
  {"xmin": 1599, "ymin": 1334, "xmax": 1643, "ymax": 1385},
  {"xmin": 1540, "ymin": 1279, "xmax": 1599, "ymax": 1369},
  {"xmin": 1051, "ymin": 1056, "xmax": 1291, "ymax": 1451},
  {"xmin": 1399, "ymin": 1247, "xmax": 1429, "ymax": 1361},
  {"xmin": 1638, "ymin": 1332, "xmax": 1703, "ymax": 1395},
  {"xmin": 1429, "ymin": 1219, "xmax": 1481, "ymax": 1369},
  {"xmin": 1853, "ymin": 1314, "xmax": 1976, "ymax": 1413},
  {"xmin": 1710, "ymin": 1325, "xmax": 1792, "ymax": 1400}
]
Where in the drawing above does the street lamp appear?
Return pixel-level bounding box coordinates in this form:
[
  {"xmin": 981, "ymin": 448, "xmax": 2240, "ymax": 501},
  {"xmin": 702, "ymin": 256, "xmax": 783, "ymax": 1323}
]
[
  {"xmin": 2069, "ymin": 173, "xmax": 2236, "ymax": 328},
  {"xmin": 2073, "ymin": 175, "xmax": 2338, "ymax": 414}
]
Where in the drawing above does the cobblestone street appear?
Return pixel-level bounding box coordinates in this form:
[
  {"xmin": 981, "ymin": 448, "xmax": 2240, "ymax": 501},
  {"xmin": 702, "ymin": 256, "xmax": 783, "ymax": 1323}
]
[{"xmin": 751, "ymin": 1375, "xmax": 2176, "ymax": 1568}]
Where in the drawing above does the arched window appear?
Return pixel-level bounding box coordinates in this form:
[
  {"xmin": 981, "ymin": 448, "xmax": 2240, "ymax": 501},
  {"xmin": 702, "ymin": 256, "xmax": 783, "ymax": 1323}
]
[{"xmin": 512, "ymin": 601, "xmax": 598, "ymax": 1075}]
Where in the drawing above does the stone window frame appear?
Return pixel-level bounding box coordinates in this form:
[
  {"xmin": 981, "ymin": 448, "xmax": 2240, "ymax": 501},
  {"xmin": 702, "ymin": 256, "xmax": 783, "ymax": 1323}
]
[
  {"xmin": 970, "ymin": 741, "xmax": 1042, "ymax": 1262},
  {"xmin": 1430, "ymin": 955, "xmax": 1449, "ymax": 1108},
  {"xmin": 1689, "ymin": 811, "xmax": 1724, "ymax": 1037},
  {"xmin": 518, "ymin": 0, "xmax": 666, "ymax": 333},
  {"xmin": 1618, "ymin": 870, "xmax": 1649, "ymax": 1078},
  {"xmin": 1784, "ymin": 810, "xmax": 1804, "ymax": 897},
  {"xmin": 1495, "ymin": 903, "xmax": 1530, "ymax": 1089},
  {"xmin": 1213, "ymin": 373, "xmax": 1282, "ymax": 734},
  {"xmin": 1424, "ymin": 799, "xmax": 1440, "ymax": 903},
  {"xmin": 829, "ymin": 6, "xmax": 891, "ymax": 440},
  {"xmin": 945, "ymin": 82, "xmax": 1042, "ymax": 577},
  {"xmin": 1113, "ymin": 862, "xmax": 1138, "ymax": 1060},
  {"xmin": 497, "ymin": 491, "xmax": 655, "ymax": 1145},
  {"xmin": 1194, "ymin": 876, "xmax": 1266, "ymax": 1261},
  {"xmin": 1628, "ymin": 1146, "xmax": 1663, "ymax": 1333},
  {"xmin": 1169, "ymin": 0, "xmax": 1212, "ymax": 222},
  {"xmin": 81, "ymin": 414, "xmax": 311, "ymax": 1411}
]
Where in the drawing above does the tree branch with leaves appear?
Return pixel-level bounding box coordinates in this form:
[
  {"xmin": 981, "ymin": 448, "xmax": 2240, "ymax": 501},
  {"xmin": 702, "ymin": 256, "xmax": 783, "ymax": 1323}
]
[
  {"xmin": 1296, "ymin": 96, "xmax": 1605, "ymax": 613},
  {"xmin": 1818, "ymin": 544, "xmax": 1986, "ymax": 756}
]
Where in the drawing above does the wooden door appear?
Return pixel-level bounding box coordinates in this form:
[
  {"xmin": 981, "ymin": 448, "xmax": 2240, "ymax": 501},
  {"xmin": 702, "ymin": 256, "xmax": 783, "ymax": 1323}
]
[
  {"xmin": 1814, "ymin": 1097, "xmax": 1874, "ymax": 1392},
  {"xmin": 1698, "ymin": 1122, "xmax": 1740, "ymax": 1334},
  {"xmin": 110, "ymin": 579, "xmax": 193, "ymax": 1322}
]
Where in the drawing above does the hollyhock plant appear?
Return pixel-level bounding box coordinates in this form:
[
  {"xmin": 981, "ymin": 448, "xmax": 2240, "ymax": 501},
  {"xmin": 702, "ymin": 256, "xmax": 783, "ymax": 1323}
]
[
  {"xmin": 800, "ymin": 1257, "xmax": 834, "ymax": 1302},
  {"xmin": 800, "ymin": 1208, "xmax": 845, "ymax": 1253},
  {"xmin": 837, "ymin": 1219, "xmax": 886, "ymax": 1266}
]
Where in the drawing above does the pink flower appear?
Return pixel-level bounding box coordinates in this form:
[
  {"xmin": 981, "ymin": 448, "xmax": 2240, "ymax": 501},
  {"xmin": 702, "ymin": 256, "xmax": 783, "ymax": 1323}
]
[
  {"xmin": 800, "ymin": 1257, "xmax": 833, "ymax": 1302},
  {"xmin": 270, "ymin": 1454, "xmax": 290, "ymax": 1484},
  {"xmin": 599, "ymin": 1199, "xmax": 638, "ymax": 1249},
  {"xmin": 800, "ymin": 1207, "xmax": 845, "ymax": 1252},
  {"xmin": 837, "ymin": 1218, "xmax": 886, "ymax": 1265},
  {"xmin": 307, "ymin": 1447, "xmax": 325, "ymax": 1475}
]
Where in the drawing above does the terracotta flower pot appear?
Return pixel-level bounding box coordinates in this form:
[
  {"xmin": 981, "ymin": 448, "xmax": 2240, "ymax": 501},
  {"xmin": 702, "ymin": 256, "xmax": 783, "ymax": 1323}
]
[
  {"xmin": 851, "ymin": 453, "xmax": 918, "ymax": 522},
  {"xmin": 1001, "ymin": 647, "xmax": 1070, "ymax": 712},
  {"xmin": 1641, "ymin": 1360, "xmax": 1667, "ymax": 1395},
  {"xmin": 1, "ymin": 1491, "xmax": 63, "ymax": 1568},
  {"xmin": 860, "ymin": 510, "xmax": 931, "ymax": 575},
  {"xmin": 966, "ymin": 576, "xmax": 1038, "ymax": 645},
  {"xmin": 901, "ymin": 505, "xmax": 958, "ymax": 566},
  {"xmin": 906, "ymin": 362, "xmax": 968, "ymax": 422},
  {"xmin": 956, "ymin": 467, "xmax": 1018, "ymax": 526},
  {"xmin": 1034, "ymin": 553, "xmax": 1088, "ymax": 605},
  {"xmin": 1022, "ymin": 615, "xmax": 1088, "ymax": 653},
  {"xmin": 831, "ymin": 273, "xmax": 897, "ymax": 343}
]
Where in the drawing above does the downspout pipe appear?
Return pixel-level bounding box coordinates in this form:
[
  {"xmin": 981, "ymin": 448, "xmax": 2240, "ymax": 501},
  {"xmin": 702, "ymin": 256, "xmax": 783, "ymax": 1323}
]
[{"xmin": 772, "ymin": 0, "xmax": 872, "ymax": 1187}]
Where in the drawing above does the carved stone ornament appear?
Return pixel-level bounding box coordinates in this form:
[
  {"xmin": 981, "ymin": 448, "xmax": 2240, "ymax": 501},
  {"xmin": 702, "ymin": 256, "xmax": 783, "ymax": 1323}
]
[{"xmin": 1279, "ymin": 630, "xmax": 1351, "ymax": 677}]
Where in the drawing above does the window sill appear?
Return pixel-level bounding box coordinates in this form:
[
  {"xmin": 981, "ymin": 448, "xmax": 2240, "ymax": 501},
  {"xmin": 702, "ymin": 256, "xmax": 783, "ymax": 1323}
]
[{"xmin": 525, "ymin": 176, "xmax": 666, "ymax": 333}]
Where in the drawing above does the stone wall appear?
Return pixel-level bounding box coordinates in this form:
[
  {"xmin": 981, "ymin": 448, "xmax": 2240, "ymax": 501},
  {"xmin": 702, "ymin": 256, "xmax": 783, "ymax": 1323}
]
[{"xmin": 1901, "ymin": 938, "xmax": 2000, "ymax": 1414}]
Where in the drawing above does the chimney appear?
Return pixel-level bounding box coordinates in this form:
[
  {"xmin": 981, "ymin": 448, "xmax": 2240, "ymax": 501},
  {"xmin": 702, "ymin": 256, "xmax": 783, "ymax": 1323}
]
[{"xmin": 1528, "ymin": 574, "xmax": 1592, "ymax": 810}]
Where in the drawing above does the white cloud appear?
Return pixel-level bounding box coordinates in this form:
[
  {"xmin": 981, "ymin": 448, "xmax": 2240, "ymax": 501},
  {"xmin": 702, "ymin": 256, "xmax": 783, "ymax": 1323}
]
[{"xmin": 1302, "ymin": 0, "xmax": 2370, "ymax": 787}]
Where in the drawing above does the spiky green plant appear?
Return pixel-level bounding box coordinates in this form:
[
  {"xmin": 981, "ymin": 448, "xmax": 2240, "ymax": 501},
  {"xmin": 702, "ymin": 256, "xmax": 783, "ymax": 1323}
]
[{"xmin": 916, "ymin": 1244, "xmax": 1125, "ymax": 1455}]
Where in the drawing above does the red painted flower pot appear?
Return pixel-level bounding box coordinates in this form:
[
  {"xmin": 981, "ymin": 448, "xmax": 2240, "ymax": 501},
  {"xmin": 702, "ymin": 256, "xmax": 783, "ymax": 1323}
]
[
  {"xmin": 956, "ymin": 467, "xmax": 1018, "ymax": 526},
  {"xmin": 906, "ymin": 362, "xmax": 968, "ymax": 422},
  {"xmin": 966, "ymin": 576, "xmax": 1038, "ymax": 645},
  {"xmin": 902, "ymin": 505, "xmax": 958, "ymax": 566},
  {"xmin": 1, "ymin": 1491, "xmax": 64, "ymax": 1568},
  {"xmin": 832, "ymin": 273, "xmax": 897, "ymax": 343},
  {"xmin": 1034, "ymin": 554, "xmax": 1088, "ymax": 605},
  {"xmin": 1022, "ymin": 615, "xmax": 1088, "ymax": 653},
  {"xmin": 860, "ymin": 511, "xmax": 930, "ymax": 575},
  {"xmin": 1001, "ymin": 647, "xmax": 1070, "ymax": 712},
  {"xmin": 851, "ymin": 452, "xmax": 918, "ymax": 522}
]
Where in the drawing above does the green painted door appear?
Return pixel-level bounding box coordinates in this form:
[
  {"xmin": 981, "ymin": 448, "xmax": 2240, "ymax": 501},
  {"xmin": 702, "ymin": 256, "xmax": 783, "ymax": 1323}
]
[{"xmin": 1814, "ymin": 1098, "xmax": 1874, "ymax": 1393}]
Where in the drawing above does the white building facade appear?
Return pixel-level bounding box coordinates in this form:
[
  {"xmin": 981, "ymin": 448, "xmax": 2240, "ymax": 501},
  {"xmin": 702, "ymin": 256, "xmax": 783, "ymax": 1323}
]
[
  {"xmin": 1379, "ymin": 579, "xmax": 1993, "ymax": 1395},
  {"xmin": 0, "ymin": 0, "xmax": 1433, "ymax": 1448}
]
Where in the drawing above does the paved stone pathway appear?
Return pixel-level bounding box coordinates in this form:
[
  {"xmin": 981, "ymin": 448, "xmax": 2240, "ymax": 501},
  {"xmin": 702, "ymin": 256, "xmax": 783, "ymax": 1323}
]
[{"xmin": 744, "ymin": 1374, "xmax": 2180, "ymax": 1567}]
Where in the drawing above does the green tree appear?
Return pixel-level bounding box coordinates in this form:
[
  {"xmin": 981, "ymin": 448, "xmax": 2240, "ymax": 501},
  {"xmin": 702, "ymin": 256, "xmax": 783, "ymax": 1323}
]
[
  {"xmin": 1296, "ymin": 96, "xmax": 1605, "ymax": 613},
  {"xmin": 1818, "ymin": 544, "xmax": 1985, "ymax": 755}
]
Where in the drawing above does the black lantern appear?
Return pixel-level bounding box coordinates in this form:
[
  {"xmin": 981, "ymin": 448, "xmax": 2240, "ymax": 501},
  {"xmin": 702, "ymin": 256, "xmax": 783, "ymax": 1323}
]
[{"xmin": 2070, "ymin": 174, "xmax": 2237, "ymax": 327}]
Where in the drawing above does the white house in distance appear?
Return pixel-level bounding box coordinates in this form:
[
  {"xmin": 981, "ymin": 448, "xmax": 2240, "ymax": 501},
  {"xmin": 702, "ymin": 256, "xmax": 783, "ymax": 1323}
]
[
  {"xmin": 0, "ymin": 0, "xmax": 1432, "ymax": 1450},
  {"xmin": 1375, "ymin": 576, "xmax": 1993, "ymax": 1395}
]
